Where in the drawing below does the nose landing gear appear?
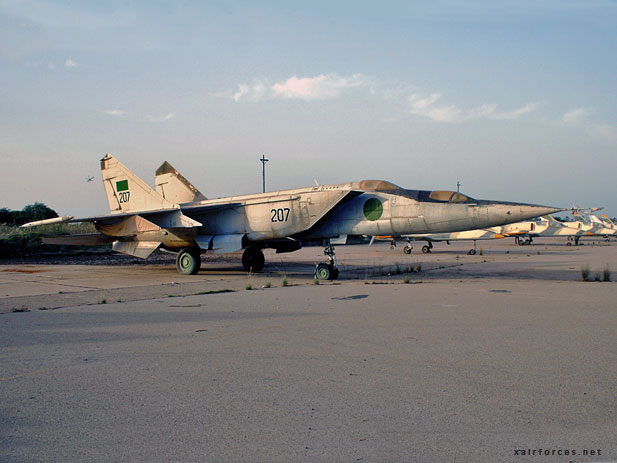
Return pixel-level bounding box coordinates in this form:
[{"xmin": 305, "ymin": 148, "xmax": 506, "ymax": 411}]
[{"xmin": 315, "ymin": 242, "xmax": 339, "ymax": 280}]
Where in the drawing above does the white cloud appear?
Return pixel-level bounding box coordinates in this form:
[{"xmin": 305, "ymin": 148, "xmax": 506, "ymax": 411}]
[
  {"xmin": 228, "ymin": 73, "xmax": 367, "ymax": 102},
  {"xmin": 490, "ymin": 102, "xmax": 541, "ymax": 120},
  {"xmin": 271, "ymin": 73, "xmax": 366, "ymax": 101},
  {"xmin": 64, "ymin": 58, "xmax": 78, "ymax": 68},
  {"xmin": 104, "ymin": 109, "xmax": 127, "ymax": 118},
  {"xmin": 408, "ymin": 92, "xmax": 540, "ymax": 123},
  {"xmin": 232, "ymin": 81, "xmax": 267, "ymax": 102},
  {"xmin": 587, "ymin": 123, "xmax": 617, "ymax": 141},
  {"xmin": 147, "ymin": 112, "xmax": 176, "ymax": 122},
  {"xmin": 561, "ymin": 107, "xmax": 592, "ymax": 126}
]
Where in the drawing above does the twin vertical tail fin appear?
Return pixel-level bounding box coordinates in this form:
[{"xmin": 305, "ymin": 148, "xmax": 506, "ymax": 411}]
[
  {"xmin": 155, "ymin": 161, "xmax": 207, "ymax": 204},
  {"xmin": 100, "ymin": 153, "xmax": 176, "ymax": 214}
]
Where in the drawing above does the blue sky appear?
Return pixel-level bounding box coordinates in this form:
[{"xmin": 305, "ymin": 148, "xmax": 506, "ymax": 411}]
[{"xmin": 1, "ymin": 0, "xmax": 616, "ymax": 217}]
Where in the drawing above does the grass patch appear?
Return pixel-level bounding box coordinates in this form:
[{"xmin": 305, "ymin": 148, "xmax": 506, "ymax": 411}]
[
  {"xmin": 314, "ymin": 278, "xmax": 320, "ymax": 285},
  {"xmin": 244, "ymin": 283, "xmax": 252, "ymax": 290},
  {"xmin": 265, "ymin": 281, "xmax": 272, "ymax": 288},
  {"xmin": 603, "ymin": 265, "xmax": 611, "ymax": 282},
  {"xmin": 281, "ymin": 276, "xmax": 289, "ymax": 287}
]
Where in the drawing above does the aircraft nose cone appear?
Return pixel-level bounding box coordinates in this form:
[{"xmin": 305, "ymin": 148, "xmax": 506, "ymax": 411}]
[
  {"xmin": 499, "ymin": 204, "xmax": 564, "ymax": 224},
  {"xmin": 480, "ymin": 201, "xmax": 564, "ymax": 228}
]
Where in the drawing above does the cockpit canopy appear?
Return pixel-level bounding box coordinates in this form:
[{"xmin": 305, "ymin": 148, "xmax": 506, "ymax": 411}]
[
  {"xmin": 427, "ymin": 190, "xmax": 472, "ymax": 203},
  {"xmin": 359, "ymin": 180, "xmax": 475, "ymax": 203}
]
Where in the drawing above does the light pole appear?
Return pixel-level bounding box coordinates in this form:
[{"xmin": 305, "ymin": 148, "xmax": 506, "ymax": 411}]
[
  {"xmin": 457, "ymin": 181, "xmax": 461, "ymax": 193},
  {"xmin": 260, "ymin": 155, "xmax": 269, "ymax": 193}
]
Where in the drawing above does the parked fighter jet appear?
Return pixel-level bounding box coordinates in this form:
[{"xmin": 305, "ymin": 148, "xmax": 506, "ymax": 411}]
[
  {"xmin": 371, "ymin": 228, "xmax": 505, "ymax": 255},
  {"xmin": 375, "ymin": 215, "xmax": 585, "ymax": 254},
  {"xmin": 23, "ymin": 154, "xmax": 561, "ymax": 279}
]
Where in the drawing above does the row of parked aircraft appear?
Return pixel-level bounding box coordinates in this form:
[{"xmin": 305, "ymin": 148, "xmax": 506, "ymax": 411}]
[
  {"xmin": 23, "ymin": 154, "xmax": 565, "ymax": 279},
  {"xmin": 374, "ymin": 208, "xmax": 616, "ymax": 255}
]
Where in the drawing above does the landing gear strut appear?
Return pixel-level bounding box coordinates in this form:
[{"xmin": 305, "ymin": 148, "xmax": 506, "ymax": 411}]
[
  {"xmin": 421, "ymin": 242, "xmax": 433, "ymax": 254},
  {"xmin": 242, "ymin": 247, "xmax": 265, "ymax": 272},
  {"xmin": 468, "ymin": 240, "xmax": 477, "ymax": 255},
  {"xmin": 315, "ymin": 242, "xmax": 339, "ymax": 280}
]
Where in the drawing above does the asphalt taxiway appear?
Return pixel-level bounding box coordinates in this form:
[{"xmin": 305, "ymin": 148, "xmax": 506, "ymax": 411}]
[{"xmin": 1, "ymin": 239, "xmax": 616, "ymax": 462}]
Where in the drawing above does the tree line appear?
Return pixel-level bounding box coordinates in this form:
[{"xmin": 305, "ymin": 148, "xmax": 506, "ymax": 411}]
[{"xmin": 0, "ymin": 203, "xmax": 58, "ymax": 226}]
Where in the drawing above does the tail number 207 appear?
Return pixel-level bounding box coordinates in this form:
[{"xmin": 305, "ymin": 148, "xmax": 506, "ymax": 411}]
[
  {"xmin": 118, "ymin": 191, "xmax": 130, "ymax": 203},
  {"xmin": 271, "ymin": 207, "xmax": 290, "ymax": 223}
]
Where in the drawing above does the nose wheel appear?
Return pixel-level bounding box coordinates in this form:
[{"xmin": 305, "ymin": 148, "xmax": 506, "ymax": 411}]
[{"xmin": 315, "ymin": 242, "xmax": 339, "ymax": 280}]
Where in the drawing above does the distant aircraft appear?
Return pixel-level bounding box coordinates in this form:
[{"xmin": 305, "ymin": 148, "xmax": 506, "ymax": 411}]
[
  {"xmin": 380, "ymin": 215, "xmax": 590, "ymax": 254},
  {"xmin": 23, "ymin": 154, "xmax": 561, "ymax": 279},
  {"xmin": 86, "ymin": 176, "xmax": 94, "ymax": 182},
  {"xmin": 372, "ymin": 228, "xmax": 505, "ymax": 255}
]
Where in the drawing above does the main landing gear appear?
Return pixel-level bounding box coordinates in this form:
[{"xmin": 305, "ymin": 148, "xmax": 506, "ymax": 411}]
[
  {"xmin": 421, "ymin": 242, "xmax": 433, "ymax": 254},
  {"xmin": 176, "ymin": 247, "xmax": 202, "ymax": 275},
  {"xmin": 567, "ymin": 236, "xmax": 581, "ymax": 246},
  {"xmin": 315, "ymin": 242, "xmax": 339, "ymax": 280},
  {"xmin": 467, "ymin": 240, "xmax": 477, "ymax": 255},
  {"xmin": 515, "ymin": 236, "xmax": 533, "ymax": 246},
  {"xmin": 242, "ymin": 246, "xmax": 265, "ymax": 272},
  {"xmin": 403, "ymin": 244, "xmax": 413, "ymax": 254}
]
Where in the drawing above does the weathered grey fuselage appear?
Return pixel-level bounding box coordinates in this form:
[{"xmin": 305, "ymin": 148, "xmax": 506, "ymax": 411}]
[{"xmin": 136, "ymin": 179, "xmax": 560, "ymax": 251}]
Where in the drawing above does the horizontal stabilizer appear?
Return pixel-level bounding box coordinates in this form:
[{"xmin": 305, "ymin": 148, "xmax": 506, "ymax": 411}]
[
  {"xmin": 96, "ymin": 215, "xmax": 160, "ymax": 237},
  {"xmin": 112, "ymin": 240, "xmax": 160, "ymax": 259},
  {"xmin": 42, "ymin": 233, "xmax": 114, "ymax": 246}
]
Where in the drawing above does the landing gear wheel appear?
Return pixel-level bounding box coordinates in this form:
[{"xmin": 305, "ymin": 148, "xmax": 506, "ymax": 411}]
[
  {"xmin": 315, "ymin": 263, "xmax": 333, "ymax": 280},
  {"xmin": 468, "ymin": 249, "xmax": 476, "ymax": 255},
  {"xmin": 242, "ymin": 247, "xmax": 265, "ymax": 273},
  {"xmin": 403, "ymin": 245, "xmax": 412, "ymax": 255},
  {"xmin": 422, "ymin": 245, "xmax": 431, "ymax": 254},
  {"xmin": 176, "ymin": 248, "xmax": 201, "ymax": 275},
  {"xmin": 567, "ymin": 242, "xmax": 572, "ymax": 246}
]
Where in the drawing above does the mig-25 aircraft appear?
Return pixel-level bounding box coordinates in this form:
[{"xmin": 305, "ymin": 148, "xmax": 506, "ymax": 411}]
[{"xmin": 24, "ymin": 154, "xmax": 561, "ymax": 279}]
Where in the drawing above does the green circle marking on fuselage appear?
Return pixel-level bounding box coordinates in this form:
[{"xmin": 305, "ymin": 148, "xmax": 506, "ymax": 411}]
[{"xmin": 363, "ymin": 198, "xmax": 383, "ymax": 221}]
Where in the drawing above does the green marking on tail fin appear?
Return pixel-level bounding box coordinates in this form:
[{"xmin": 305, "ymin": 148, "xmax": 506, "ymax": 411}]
[{"xmin": 116, "ymin": 180, "xmax": 129, "ymax": 192}]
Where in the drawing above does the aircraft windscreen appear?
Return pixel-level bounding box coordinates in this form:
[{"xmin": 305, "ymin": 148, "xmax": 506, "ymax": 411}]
[
  {"xmin": 428, "ymin": 191, "xmax": 473, "ymax": 202},
  {"xmin": 359, "ymin": 180, "xmax": 401, "ymax": 190}
]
